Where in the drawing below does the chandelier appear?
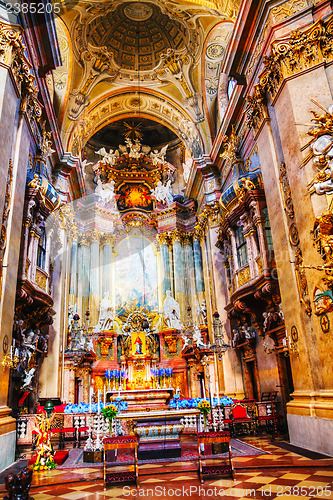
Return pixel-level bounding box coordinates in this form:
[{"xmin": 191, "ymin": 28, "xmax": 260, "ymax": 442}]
[{"xmin": 210, "ymin": 311, "xmax": 231, "ymax": 360}]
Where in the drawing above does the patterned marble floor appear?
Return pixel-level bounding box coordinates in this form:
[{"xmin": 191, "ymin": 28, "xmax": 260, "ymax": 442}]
[{"xmin": 1, "ymin": 437, "xmax": 332, "ymax": 500}]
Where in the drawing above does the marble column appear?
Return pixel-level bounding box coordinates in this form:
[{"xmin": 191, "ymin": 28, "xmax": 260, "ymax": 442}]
[
  {"xmin": 160, "ymin": 239, "xmax": 172, "ymax": 300},
  {"xmin": 183, "ymin": 237, "xmax": 198, "ymax": 322},
  {"xmin": 69, "ymin": 238, "xmax": 78, "ymax": 308},
  {"xmin": 77, "ymin": 239, "xmax": 90, "ymax": 319},
  {"xmin": 89, "ymin": 233, "xmax": 100, "ymax": 326},
  {"xmin": 101, "ymin": 235, "xmax": 114, "ymax": 311},
  {"xmin": 193, "ymin": 236, "xmax": 205, "ymax": 305},
  {"xmin": 172, "ymin": 232, "xmax": 185, "ymax": 320}
]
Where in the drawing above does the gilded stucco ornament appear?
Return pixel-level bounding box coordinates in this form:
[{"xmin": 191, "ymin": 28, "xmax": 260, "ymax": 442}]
[
  {"xmin": 0, "ymin": 20, "xmax": 42, "ymax": 122},
  {"xmin": 307, "ymin": 104, "xmax": 333, "ymax": 195},
  {"xmin": 247, "ymin": 15, "xmax": 333, "ymax": 132},
  {"xmin": 280, "ymin": 162, "xmax": 294, "ymax": 219},
  {"xmin": 68, "ymin": 92, "xmax": 204, "ymax": 158}
]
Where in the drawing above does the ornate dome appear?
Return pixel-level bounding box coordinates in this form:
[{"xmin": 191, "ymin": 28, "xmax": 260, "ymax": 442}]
[{"xmin": 86, "ymin": 2, "xmax": 188, "ymax": 72}]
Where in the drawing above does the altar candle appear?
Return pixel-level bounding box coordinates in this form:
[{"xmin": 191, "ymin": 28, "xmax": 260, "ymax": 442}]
[
  {"xmin": 89, "ymin": 387, "xmax": 92, "ymax": 413},
  {"xmin": 103, "ymin": 385, "xmax": 106, "ymax": 406},
  {"xmin": 98, "ymin": 390, "xmax": 100, "ymax": 414}
]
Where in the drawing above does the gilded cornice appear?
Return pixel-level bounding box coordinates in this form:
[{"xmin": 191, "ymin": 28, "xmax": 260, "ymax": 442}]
[
  {"xmin": 0, "ymin": 20, "xmax": 42, "ymax": 120},
  {"xmin": 246, "ymin": 14, "xmax": 333, "ymax": 132}
]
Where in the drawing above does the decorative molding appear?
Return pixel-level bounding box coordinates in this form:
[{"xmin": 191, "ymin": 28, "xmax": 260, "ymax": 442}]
[
  {"xmin": 280, "ymin": 162, "xmax": 295, "ymax": 219},
  {"xmin": 246, "ymin": 15, "xmax": 333, "ymax": 130},
  {"xmin": 164, "ymin": 334, "xmax": 178, "ymax": 354},
  {"xmin": 0, "ymin": 159, "xmax": 14, "ymax": 291},
  {"xmin": 237, "ymin": 266, "xmax": 251, "ymax": 287},
  {"xmin": 294, "ymin": 248, "xmax": 312, "ymax": 316},
  {"xmin": 67, "ymin": 91, "xmax": 203, "ymax": 159},
  {"xmin": 35, "ymin": 269, "xmax": 48, "ymax": 292},
  {"xmin": 0, "ymin": 20, "xmax": 42, "ymax": 121},
  {"xmin": 246, "ymin": 0, "xmax": 318, "ymax": 79},
  {"xmin": 99, "ymin": 337, "xmax": 114, "ymax": 357}
]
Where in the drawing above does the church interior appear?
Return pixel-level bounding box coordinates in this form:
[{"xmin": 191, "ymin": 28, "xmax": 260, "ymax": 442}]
[{"xmin": 0, "ymin": 0, "xmax": 333, "ymax": 497}]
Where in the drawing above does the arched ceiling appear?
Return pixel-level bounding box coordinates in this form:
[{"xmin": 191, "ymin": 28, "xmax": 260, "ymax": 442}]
[{"xmin": 53, "ymin": 0, "xmax": 239, "ymax": 158}]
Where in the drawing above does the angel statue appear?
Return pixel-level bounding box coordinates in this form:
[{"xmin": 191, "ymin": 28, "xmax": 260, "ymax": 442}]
[
  {"xmin": 163, "ymin": 290, "xmax": 182, "ymax": 330},
  {"xmin": 95, "ymin": 178, "xmax": 116, "ymax": 205},
  {"xmin": 151, "ymin": 180, "xmax": 173, "ymax": 205},
  {"xmin": 150, "ymin": 145, "xmax": 168, "ymax": 166},
  {"xmin": 96, "ymin": 147, "xmax": 119, "ymax": 166},
  {"xmin": 193, "ymin": 325, "xmax": 206, "ymax": 348},
  {"xmin": 22, "ymin": 368, "xmax": 36, "ymax": 391},
  {"xmin": 126, "ymin": 138, "xmax": 142, "ymax": 159}
]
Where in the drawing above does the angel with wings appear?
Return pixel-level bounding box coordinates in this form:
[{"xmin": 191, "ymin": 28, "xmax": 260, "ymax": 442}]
[
  {"xmin": 96, "ymin": 147, "xmax": 119, "ymax": 166},
  {"xmin": 150, "ymin": 145, "xmax": 168, "ymax": 166}
]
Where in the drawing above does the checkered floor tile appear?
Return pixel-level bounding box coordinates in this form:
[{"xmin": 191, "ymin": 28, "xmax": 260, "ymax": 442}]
[{"xmin": 1, "ymin": 437, "xmax": 332, "ymax": 499}]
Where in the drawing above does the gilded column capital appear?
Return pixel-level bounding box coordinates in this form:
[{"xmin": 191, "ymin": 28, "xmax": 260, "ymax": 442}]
[
  {"xmin": 157, "ymin": 233, "xmax": 172, "ymax": 246},
  {"xmin": 168, "ymin": 228, "xmax": 191, "ymax": 245},
  {"xmin": 78, "ymin": 232, "xmax": 91, "ymax": 246},
  {"xmin": 193, "ymin": 224, "xmax": 205, "ymax": 241},
  {"xmin": 90, "ymin": 229, "xmax": 101, "ymax": 243},
  {"xmin": 100, "ymin": 233, "xmax": 116, "ymax": 248}
]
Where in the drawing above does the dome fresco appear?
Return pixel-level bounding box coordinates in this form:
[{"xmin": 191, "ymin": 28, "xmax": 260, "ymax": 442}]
[{"xmin": 86, "ymin": 2, "xmax": 188, "ymax": 72}]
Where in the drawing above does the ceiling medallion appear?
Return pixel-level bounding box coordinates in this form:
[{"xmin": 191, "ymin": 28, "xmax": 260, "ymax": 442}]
[
  {"xmin": 124, "ymin": 3, "xmax": 153, "ymax": 21},
  {"xmin": 206, "ymin": 43, "xmax": 225, "ymax": 60}
]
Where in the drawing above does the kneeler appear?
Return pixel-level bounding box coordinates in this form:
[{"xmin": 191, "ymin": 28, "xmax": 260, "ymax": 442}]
[
  {"xmin": 197, "ymin": 431, "xmax": 234, "ymax": 483},
  {"xmin": 103, "ymin": 436, "xmax": 139, "ymax": 488}
]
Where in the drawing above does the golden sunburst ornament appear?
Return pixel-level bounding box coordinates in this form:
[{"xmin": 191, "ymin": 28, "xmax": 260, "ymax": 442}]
[{"xmin": 123, "ymin": 121, "xmax": 143, "ymax": 142}]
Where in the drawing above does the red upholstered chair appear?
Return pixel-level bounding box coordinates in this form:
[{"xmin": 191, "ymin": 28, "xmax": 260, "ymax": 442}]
[
  {"xmin": 103, "ymin": 436, "xmax": 138, "ymax": 488},
  {"xmin": 231, "ymin": 403, "xmax": 255, "ymax": 435},
  {"xmin": 197, "ymin": 431, "xmax": 234, "ymax": 483}
]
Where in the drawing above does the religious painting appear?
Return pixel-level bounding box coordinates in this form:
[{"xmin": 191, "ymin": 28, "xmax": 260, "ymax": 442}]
[
  {"xmin": 115, "ymin": 237, "xmax": 158, "ymax": 312},
  {"xmin": 117, "ymin": 183, "xmax": 153, "ymax": 212},
  {"xmin": 131, "ymin": 332, "xmax": 146, "ymax": 356}
]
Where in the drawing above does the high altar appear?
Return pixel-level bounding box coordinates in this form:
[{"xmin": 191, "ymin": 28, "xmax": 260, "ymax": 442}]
[{"xmin": 62, "ymin": 140, "xmax": 216, "ymax": 409}]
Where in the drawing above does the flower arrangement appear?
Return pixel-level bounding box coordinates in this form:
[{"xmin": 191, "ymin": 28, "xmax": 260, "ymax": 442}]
[
  {"xmin": 102, "ymin": 404, "xmax": 118, "ymax": 433},
  {"xmin": 102, "ymin": 404, "xmax": 118, "ymax": 420},
  {"xmin": 197, "ymin": 399, "xmax": 211, "ymax": 428}
]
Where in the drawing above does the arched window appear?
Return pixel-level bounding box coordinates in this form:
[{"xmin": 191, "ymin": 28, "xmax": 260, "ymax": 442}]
[
  {"xmin": 263, "ymin": 207, "xmax": 274, "ymax": 252},
  {"xmin": 37, "ymin": 227, "xmax": 47, "ymax": 269},
  {"xmin": 234, "ymin": 225, "xmax": 248, "ymax": 267}
]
